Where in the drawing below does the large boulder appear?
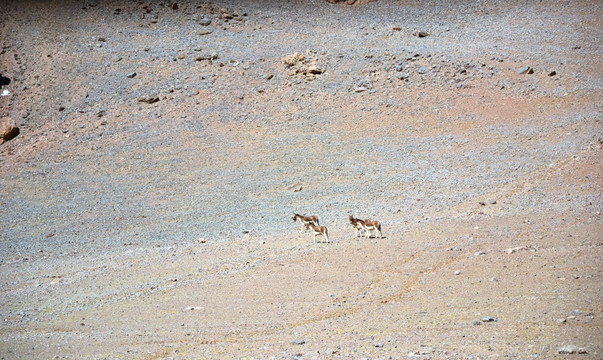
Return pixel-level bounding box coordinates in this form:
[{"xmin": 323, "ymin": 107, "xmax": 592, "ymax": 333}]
[{"xmin": 0, "ymin": 117, "xmax": 19, "ymax": 144}]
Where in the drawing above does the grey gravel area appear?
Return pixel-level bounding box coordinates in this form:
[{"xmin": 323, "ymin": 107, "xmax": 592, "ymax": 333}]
[{"xmin": 1, "ymin": 0, "xmax": 601, "ymax": 260}]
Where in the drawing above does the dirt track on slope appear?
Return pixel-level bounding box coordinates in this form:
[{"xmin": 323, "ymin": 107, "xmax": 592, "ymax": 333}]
[{"xmin": 0, "ymin": 1, "xmax": 601, "ymax": 359}]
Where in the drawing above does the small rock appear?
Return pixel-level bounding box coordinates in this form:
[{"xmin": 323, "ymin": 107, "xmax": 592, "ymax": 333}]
[
  {"xmin": 0, "ymin": 117, "xmax": 19, "ymax": 144},
  {"xmin": 454, "ymin": 270, "xmax": 461, "ymax": 275},
  {"xmin": 558, "ymin": 345, "xmax": 587, "ymax": 354},
  {"xmin": 556, "ymin": 318, "xmax": 567, "ymax": 324},
  {"xmin": 505, "ymin": 246, "xmax": 533, "ymax": 254},
  {"xmin": 264, "ymin": 74, "xmax": 274, "ymax": 80},
  {"xmin": 306, "ymin": 65, "xmax": 323, "ymax": 74},
  {"xmin": 392, "ymin": 26, "xmax": 401, "ymax": 31},
  {"xmin": 196, "ymin": 53, "xmax": 217, "ymax": 61},
  {"xmin": 291, "ymin": 339, "xmax": 305, "ymax": 345},
  {"xmin": 481, "ymin": 316, "xmax": 497, "ymax": 322},
  {"xmin": 413, "ymin": 31, "xmax": 430, "ymax": 37},
  {"xmin": 517, "ymin": 66, "xmax": 534, "ymax": 74},
  {"xmin": 198, "ymin": 30, "xmax": 212, "ymax": 36},
  {"xmin": 374, "ymin": 342, "xmax": 384, "ymax": 348},
  {"xmin": 138, "ymin": 95, "xmax": 160, "ymax": 104},
  {"xmin": 417, "ymin": 66, "xmax": 428, "ymax": 74},
  {"xmin": 548, "ymin": 71, "xmax": 557, "ymax": 76},
  {"xmin": 354, "ymin": 86, "xmax": 367, "ymax": 93},
  {"xmin": 127, "ymin": 72, "xmax": 137, "ymax": 78}
]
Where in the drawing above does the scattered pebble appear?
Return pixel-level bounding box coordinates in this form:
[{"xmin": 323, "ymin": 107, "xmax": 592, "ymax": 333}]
[
  {"xmin": 505, "ymin": 246, "xmax": 534, "ymax": 254},
  {"xmin": 413, "ymin": 31, "xmax": 430, "ymax": 37},
  {"xmin": 481, "ymin": 316, "xmax": 497, "ymax": 322},
  {"xmin": 291, "ymin": 339, "xmax": 305, "ymax": 345}
]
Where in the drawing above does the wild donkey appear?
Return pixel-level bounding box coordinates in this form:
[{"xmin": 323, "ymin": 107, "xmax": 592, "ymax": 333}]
[
  {"xmin": 292, "ymin": 213, "xmax": 319, "ymax": 232},
  {"xmin": 305, "ymin": 223, "xmax": 330, "ymax": 243},
  {"xmin": 350, "ymin": 215, "xmax": 383, "ymax": 238}
]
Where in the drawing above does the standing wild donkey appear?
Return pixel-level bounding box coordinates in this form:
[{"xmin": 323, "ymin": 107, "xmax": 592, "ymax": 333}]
[
  {"xmin": 349, "ymin": 215, "xmax": 383, "ymax": 238},
  {"xmin": 305, "ymin": 223, "xmax": 330, "ymax": 243},
  {"xmin": 292, "ymin": 213, "xmax": 319, "ymax": 232}
]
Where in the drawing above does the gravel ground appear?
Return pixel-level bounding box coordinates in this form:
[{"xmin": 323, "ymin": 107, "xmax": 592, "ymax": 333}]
[{"xmin": 0, "ymin": 1, "xmax": 601, "ymax": 359}]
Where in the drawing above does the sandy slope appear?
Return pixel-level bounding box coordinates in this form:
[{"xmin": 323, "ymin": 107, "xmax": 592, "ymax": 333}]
[{"xmin": 0, "ymin": 0, "xmax": 601, "ymax": 359}]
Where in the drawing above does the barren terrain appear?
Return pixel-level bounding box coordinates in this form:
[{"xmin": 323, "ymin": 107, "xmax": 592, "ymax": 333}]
[{"xmin": 0, "ymin": 0, "xmax": 601, "ymax": 359}]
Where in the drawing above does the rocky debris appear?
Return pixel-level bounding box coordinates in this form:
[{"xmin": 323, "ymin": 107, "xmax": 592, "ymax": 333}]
[
  {"xmin": 517, "ymin": 66, "xmax": 534, "ymax": 74},
  {"xmin": 282, "ymin": 51, "xmax": 326, "ymax": 81},
  {"xmin": 548, "ymin": 70, "xmax": 557, "ymax": 76},
  {"xmin": 196, "ymin": 53, "xmax": 218, "ymax": 61},
  {"xmin": 218, "ymin": 8, "xmax": 246, "ymax": 23},
  {"xmin": 0, "ymin": 117, "xmax": 19, "ymax": 144},
  {"xmin": 481, "ymin": 316, "xmax": 497, "ymax": 322},
  {"xmin": 557, "ymin": 345, "xmax": 587, "ymax": 354},
  {"xmin": 291, "ymin": 339, "xmax": 305, "ymax": 345},
  {"xmin": 283, "ymin": 52, "xmax": 304, "ymax": 67},
  {"xmin": 126, "ymin": 72, "xmax": 137, "ymax": 78}
]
